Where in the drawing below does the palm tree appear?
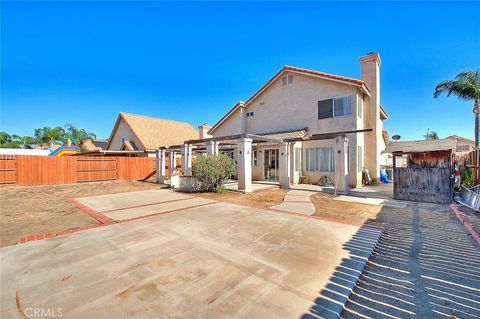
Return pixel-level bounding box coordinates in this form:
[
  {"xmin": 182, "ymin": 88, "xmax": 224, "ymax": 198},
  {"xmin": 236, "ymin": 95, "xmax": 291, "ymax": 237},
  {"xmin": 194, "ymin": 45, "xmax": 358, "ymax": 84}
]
[
  {"xmin": 34, "ymin": 126, "xmax": 65, "ymax": 149},
  {"xmin": 64, "ymin": 124, "xmax": 96, "ymax": 149},
  {"xmin": 434, "ymin": 70, "xmax": 480, "ymax": 148},
  {"xmin": 424, "ymin": 130, "xmax": 439, "ymax": 140}
]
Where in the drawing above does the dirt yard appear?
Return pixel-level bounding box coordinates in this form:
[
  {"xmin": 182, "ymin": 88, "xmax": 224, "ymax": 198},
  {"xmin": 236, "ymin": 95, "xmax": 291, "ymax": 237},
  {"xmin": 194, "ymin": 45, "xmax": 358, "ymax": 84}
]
[
  {"xmin": 311, "ymin": 192, "xmax": 382, "ymax": 225},
  {"xmin": 0, "ymin": 181, "xmax": 163, "ymax": 247},
  {"xmin": 195, "ymin": 188, "xmax": 289, "ymax": 208}
]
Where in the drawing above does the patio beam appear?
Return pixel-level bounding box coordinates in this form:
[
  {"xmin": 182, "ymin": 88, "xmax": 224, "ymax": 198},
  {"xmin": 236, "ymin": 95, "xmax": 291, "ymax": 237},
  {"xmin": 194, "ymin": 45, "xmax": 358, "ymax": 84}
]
[
  {"xmin": 245, "ymin": 134, "xmax": 284, "ymax": 144},
  {"xmin": 285, "ymin": 128, "xmax": 373, "ymax": 142},
  {"xmin": 185, "ymin": 134, "xmax": 246, "ymax": 145}
]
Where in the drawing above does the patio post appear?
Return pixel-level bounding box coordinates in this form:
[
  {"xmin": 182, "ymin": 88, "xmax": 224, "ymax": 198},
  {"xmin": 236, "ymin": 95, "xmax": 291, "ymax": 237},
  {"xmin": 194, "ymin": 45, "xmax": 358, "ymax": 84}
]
[
  {"xmin": 237, "ymin": 137, "xmax": 253, "ymax": 193},
  {"xmin": 169, "ymin": 151, "xmax": 176, "ymax": 176},
  {"xmin": 206, "ymin": 141, "xmax": 219, "ymax": 155},
  {"xmin": 279, "ymin": 142, "xmax": 291, "ymax": 189},
  {"xmin": 181, "ymin": 144, "xmax": 193, "ymax": 176},
  {"xmin": 156, "ymin": 148, "xmax": 166, "ymax": 184},
  {"xmin": 334, "ymin": 136, "xmax": 349, "ymax": 193}
]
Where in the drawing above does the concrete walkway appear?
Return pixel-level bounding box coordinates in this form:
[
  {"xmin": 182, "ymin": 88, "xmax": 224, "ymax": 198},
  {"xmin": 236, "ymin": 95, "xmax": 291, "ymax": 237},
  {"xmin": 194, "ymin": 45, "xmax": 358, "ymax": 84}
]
[{"xmin": 270, "ymin": 189, "xmax": 316, "ymax": 215}]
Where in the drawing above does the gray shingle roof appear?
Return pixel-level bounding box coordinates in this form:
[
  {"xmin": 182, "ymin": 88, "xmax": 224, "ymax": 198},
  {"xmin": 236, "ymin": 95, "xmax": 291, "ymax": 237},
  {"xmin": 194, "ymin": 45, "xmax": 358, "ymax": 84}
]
[{"xmin": 382, "ymin": 138, "xmax": 456, "ymax": 154}]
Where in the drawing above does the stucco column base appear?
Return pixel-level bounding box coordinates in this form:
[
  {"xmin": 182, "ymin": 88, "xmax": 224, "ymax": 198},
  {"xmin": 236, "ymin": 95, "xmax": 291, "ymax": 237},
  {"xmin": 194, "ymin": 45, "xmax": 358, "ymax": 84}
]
[
  {"xmin": 181, "ymin": 144, "xmax": 193, "ymax": 176},
  {"xmin": 237, "ymin": 138, "xmax": 253, "ymax": 193},
  {"xmin": 156, "ymin": 149, "xmax": 167, "ymax": 184},
  {"xmin": 279, "ymin": 142, "xmax": 291, "ymax": 189},
  {"xmin": 335, "ymin": 136, "xmax": 349, "ymax": 193}
]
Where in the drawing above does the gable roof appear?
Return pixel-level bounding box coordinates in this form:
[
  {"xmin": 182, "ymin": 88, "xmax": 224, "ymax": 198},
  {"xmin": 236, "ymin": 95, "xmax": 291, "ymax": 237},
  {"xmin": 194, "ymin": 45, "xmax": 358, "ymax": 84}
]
[
  {"xmin": 445, "ymin": 135, "xmax": 475, "ymax": 144},
  {"xmin": 106, "ymin": 112, "xmax": 198, "ymax": 150},
  {"xmin": 208, "ymin": 65, "xmax": 371, "ymax": 134}
]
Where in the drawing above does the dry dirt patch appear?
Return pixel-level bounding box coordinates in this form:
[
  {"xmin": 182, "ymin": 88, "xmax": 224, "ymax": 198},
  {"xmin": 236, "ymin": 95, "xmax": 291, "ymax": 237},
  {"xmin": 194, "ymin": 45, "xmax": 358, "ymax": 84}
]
[
  {"xmin": 311, "ymin": 192, "xmax": 382, "ymax": 225},
  {"xmin": 194, "ymin": 188, "xmax": 289, "ymax": 208},
  {"xmin": 0, "ymin": 181, "xmax": 162, "ymax": 247}
]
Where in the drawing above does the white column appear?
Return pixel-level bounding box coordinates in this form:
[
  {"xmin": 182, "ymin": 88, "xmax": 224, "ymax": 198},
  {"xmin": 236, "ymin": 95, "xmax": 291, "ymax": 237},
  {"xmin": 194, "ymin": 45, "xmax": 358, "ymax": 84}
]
[
  {"xmin": 156, "ymin": 148, "xmax": 166, "ymax": 184},
  {"xmin": 169, "ymin": 151, "xmax": 176, "ymax": 176},
  {"xmin": 237, "ymin": 138, "xmax": 252, "ymax": 193},
  {"xmin": 335, "ymin": 136, "xmax": 349, "ymax": 193},
  {"xmin": 181, "ymin": 144, "xmax": 193, "ymax": 176},
  {"xmin": 279, "ymin": 142, "xmax": 291, "ymax": 189},
  {"xmin": 206, "ymin": 140, "xmax": 219, "ymax": 155}
]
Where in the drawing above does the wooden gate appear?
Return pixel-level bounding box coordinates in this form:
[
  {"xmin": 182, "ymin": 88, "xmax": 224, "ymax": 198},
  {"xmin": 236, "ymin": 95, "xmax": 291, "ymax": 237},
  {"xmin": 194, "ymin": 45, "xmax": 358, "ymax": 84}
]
[{"xmin": 393, "ymin": 167, "xmax": 452, "ymax": 204}]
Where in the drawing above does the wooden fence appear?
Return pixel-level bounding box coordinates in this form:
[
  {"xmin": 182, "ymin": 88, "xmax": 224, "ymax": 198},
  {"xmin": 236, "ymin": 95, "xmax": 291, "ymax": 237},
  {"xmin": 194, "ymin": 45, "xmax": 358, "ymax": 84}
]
[
  {"xmin": 393, "ymin": 167, "xmax": 452, "ymax": 204},
  {"xmin": 0, "ymin": 155, "xmax": 179, "ymax": 186},
  {"xmin": 455, "ymin": 149, "xmax": 480, "ymax": 184}
]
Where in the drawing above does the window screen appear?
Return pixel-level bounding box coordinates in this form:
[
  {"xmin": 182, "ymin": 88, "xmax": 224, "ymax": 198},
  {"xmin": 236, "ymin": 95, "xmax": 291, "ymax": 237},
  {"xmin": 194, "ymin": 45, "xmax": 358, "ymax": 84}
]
[
  {"xmin": 318, "ymin": 99, "xmax": 334, "ymax": 119},
  {"xmin": 334, "ymin": 95, "xmax": 352, "ymax": 116}
]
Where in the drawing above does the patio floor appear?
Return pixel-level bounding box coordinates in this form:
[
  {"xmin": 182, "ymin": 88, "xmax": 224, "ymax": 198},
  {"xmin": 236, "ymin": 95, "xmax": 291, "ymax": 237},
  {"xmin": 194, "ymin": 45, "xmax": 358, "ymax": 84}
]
[{"xmin": 0, "ymin": 189, "xmax": 382, "ymax": 318}]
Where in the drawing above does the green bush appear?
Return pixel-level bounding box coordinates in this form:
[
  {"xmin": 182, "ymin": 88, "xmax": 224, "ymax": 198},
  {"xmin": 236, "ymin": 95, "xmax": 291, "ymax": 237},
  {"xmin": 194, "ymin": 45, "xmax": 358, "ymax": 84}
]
[
  {"xmin": 461, "ymin": 167, "xmax": 475, "ymax": 189},
  {"xmin": 192, "ymin": 154, "xmax": 236, "ymax": 192}
]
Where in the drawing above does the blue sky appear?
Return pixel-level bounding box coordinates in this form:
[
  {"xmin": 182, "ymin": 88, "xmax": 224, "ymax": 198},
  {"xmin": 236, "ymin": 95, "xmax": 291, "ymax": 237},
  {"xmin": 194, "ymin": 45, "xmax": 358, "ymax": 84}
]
[{"xmin": 1, "ymin": 1, "xmax": 479, "ymax": 140}]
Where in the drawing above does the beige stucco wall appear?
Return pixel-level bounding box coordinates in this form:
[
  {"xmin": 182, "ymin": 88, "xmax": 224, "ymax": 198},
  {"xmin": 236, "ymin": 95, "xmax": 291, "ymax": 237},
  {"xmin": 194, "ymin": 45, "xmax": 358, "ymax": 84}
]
[
  {"xmin": 211, "ymin": 65, "xmax": 386, "ymax": 187},
  {"xmin": 108, "ymin": 120, "xmax": 144, "ymax": 150}
]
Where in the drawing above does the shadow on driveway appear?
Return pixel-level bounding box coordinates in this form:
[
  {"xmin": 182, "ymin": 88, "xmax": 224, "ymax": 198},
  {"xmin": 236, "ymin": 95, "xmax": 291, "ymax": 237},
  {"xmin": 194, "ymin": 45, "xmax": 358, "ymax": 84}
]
[{"xmin": 302, "ymin": 202, "xmax": 480, "ymax": 319}]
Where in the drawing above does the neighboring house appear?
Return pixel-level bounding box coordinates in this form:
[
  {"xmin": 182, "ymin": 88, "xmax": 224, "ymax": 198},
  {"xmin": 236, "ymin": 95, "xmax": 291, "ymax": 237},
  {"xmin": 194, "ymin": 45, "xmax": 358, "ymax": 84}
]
[
  {"xmin": 106, "ymin": 113, "xmax": 198, "ymax": 155},
  {"xmin": 82, "ymin": 139, "xmax": 108, "ymax": 151},
  {"xmin": 208, "ymin": 52, "xmax": 388, "ymax": 187},
  {"xmin": 445, "ymin": 135, "xmax": 475, "ymax": 154}
]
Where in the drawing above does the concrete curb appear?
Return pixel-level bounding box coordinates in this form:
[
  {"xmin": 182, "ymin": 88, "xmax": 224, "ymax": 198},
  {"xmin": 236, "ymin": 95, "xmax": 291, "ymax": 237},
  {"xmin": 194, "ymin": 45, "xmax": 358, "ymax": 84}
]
[{"xmin": 450, "ymin": 203, "xmax": 480, "ymax": 247}]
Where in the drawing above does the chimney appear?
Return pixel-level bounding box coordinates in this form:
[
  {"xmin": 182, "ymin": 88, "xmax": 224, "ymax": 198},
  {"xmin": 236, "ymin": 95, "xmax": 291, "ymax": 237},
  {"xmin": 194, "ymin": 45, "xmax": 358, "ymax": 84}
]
[
  {"xmin": 198, "ymin": 123, "xmax": 212, "ymax": 140},
  {"xmin": 359, "ymin": 51, "xmax": 382, "ymax": 179},
  {"xmin": 359, "ymin": 51, "xmax": 381, "ymax": 104}
]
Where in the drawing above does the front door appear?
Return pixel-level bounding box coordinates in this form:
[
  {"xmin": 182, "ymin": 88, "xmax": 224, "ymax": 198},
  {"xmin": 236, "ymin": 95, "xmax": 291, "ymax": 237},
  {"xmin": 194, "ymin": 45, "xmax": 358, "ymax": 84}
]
[{"xmin": 263, "ymin": 149, "xmax": 279, "ymax": 180}]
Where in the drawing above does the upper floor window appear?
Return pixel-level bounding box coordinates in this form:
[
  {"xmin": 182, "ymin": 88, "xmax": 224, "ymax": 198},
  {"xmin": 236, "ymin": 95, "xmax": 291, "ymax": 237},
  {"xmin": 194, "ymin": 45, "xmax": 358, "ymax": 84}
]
[
  {"xmin": 246, "ymin": 111, "xmax": 254, "ymax": 117},
  {"xmin": 282, "ymin": 74, "xmax": 293, "ymax": 85},
  {"xmin": 318, "ymin": 95, "xmax": 352, "ymax": 120}
]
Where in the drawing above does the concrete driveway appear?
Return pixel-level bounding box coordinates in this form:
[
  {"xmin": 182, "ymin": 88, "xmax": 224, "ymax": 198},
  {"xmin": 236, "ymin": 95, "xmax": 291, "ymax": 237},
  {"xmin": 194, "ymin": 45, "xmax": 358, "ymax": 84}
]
[{"xmin": 1, "ymin": 190, "xmax": 379, "ymax": 318}]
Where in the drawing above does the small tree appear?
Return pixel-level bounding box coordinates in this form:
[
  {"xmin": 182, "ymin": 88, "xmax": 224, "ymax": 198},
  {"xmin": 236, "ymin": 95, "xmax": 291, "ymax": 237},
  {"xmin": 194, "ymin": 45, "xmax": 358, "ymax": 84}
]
[
  {"xmin": 461, "ymin": 167, "xmax": 475, "ymax": 189},
  {"xmin": 192, "ymin": 154, "xmax": 236, "ymax": 192}
]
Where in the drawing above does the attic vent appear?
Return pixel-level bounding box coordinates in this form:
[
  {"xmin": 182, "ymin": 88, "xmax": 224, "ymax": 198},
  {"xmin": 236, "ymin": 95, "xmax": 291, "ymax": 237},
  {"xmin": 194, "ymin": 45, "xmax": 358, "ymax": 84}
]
[{"xmin": 282, "ymin": 75, "xmax": 293, "ymax": 85}]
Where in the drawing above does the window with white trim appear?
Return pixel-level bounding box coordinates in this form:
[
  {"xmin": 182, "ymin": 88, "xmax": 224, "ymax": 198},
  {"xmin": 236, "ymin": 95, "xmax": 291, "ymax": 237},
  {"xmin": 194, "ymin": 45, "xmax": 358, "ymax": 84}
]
[
  {"xmin": 252, "ymin": 149, "xmax": 258, "ymax": 166},
  {"xmin": 318, "ymin": 95, "xmax": 352, "ymax": 119},
  {"xmin": 305, "ymin": 147, "xmax": 335, "ymax": 172}
]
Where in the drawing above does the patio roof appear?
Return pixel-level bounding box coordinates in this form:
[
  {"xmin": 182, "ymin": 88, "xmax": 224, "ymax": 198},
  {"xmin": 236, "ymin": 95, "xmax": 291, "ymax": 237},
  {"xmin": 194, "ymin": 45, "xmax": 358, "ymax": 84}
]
[{"xmin": 382, "ymin": 139, "xmax": 456, "ymax": 154}]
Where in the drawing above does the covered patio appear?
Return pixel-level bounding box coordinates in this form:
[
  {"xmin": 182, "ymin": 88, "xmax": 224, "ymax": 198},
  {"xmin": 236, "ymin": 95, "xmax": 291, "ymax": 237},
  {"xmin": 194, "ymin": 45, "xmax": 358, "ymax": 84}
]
[{"xmin": 155, "ymin": 129, "xmax": 372, "ymax": 193}]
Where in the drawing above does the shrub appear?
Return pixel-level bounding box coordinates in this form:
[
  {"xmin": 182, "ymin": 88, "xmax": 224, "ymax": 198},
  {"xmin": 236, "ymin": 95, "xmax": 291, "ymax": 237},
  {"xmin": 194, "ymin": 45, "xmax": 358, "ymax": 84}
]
[
  {"xmin": 192, "ymin": 154, "xmax": 236, "ymax": 192},
  {"xmin": 461, "ymin": 167, "xmax": 475, "ymax": 189}
]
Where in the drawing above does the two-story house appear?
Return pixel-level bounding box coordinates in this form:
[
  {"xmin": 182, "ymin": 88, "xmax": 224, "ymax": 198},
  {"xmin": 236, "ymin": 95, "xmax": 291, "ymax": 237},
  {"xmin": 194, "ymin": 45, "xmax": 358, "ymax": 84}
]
[{"xmin": 207, "ymin": 52, "xmax": 388, "ymax": 188}]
